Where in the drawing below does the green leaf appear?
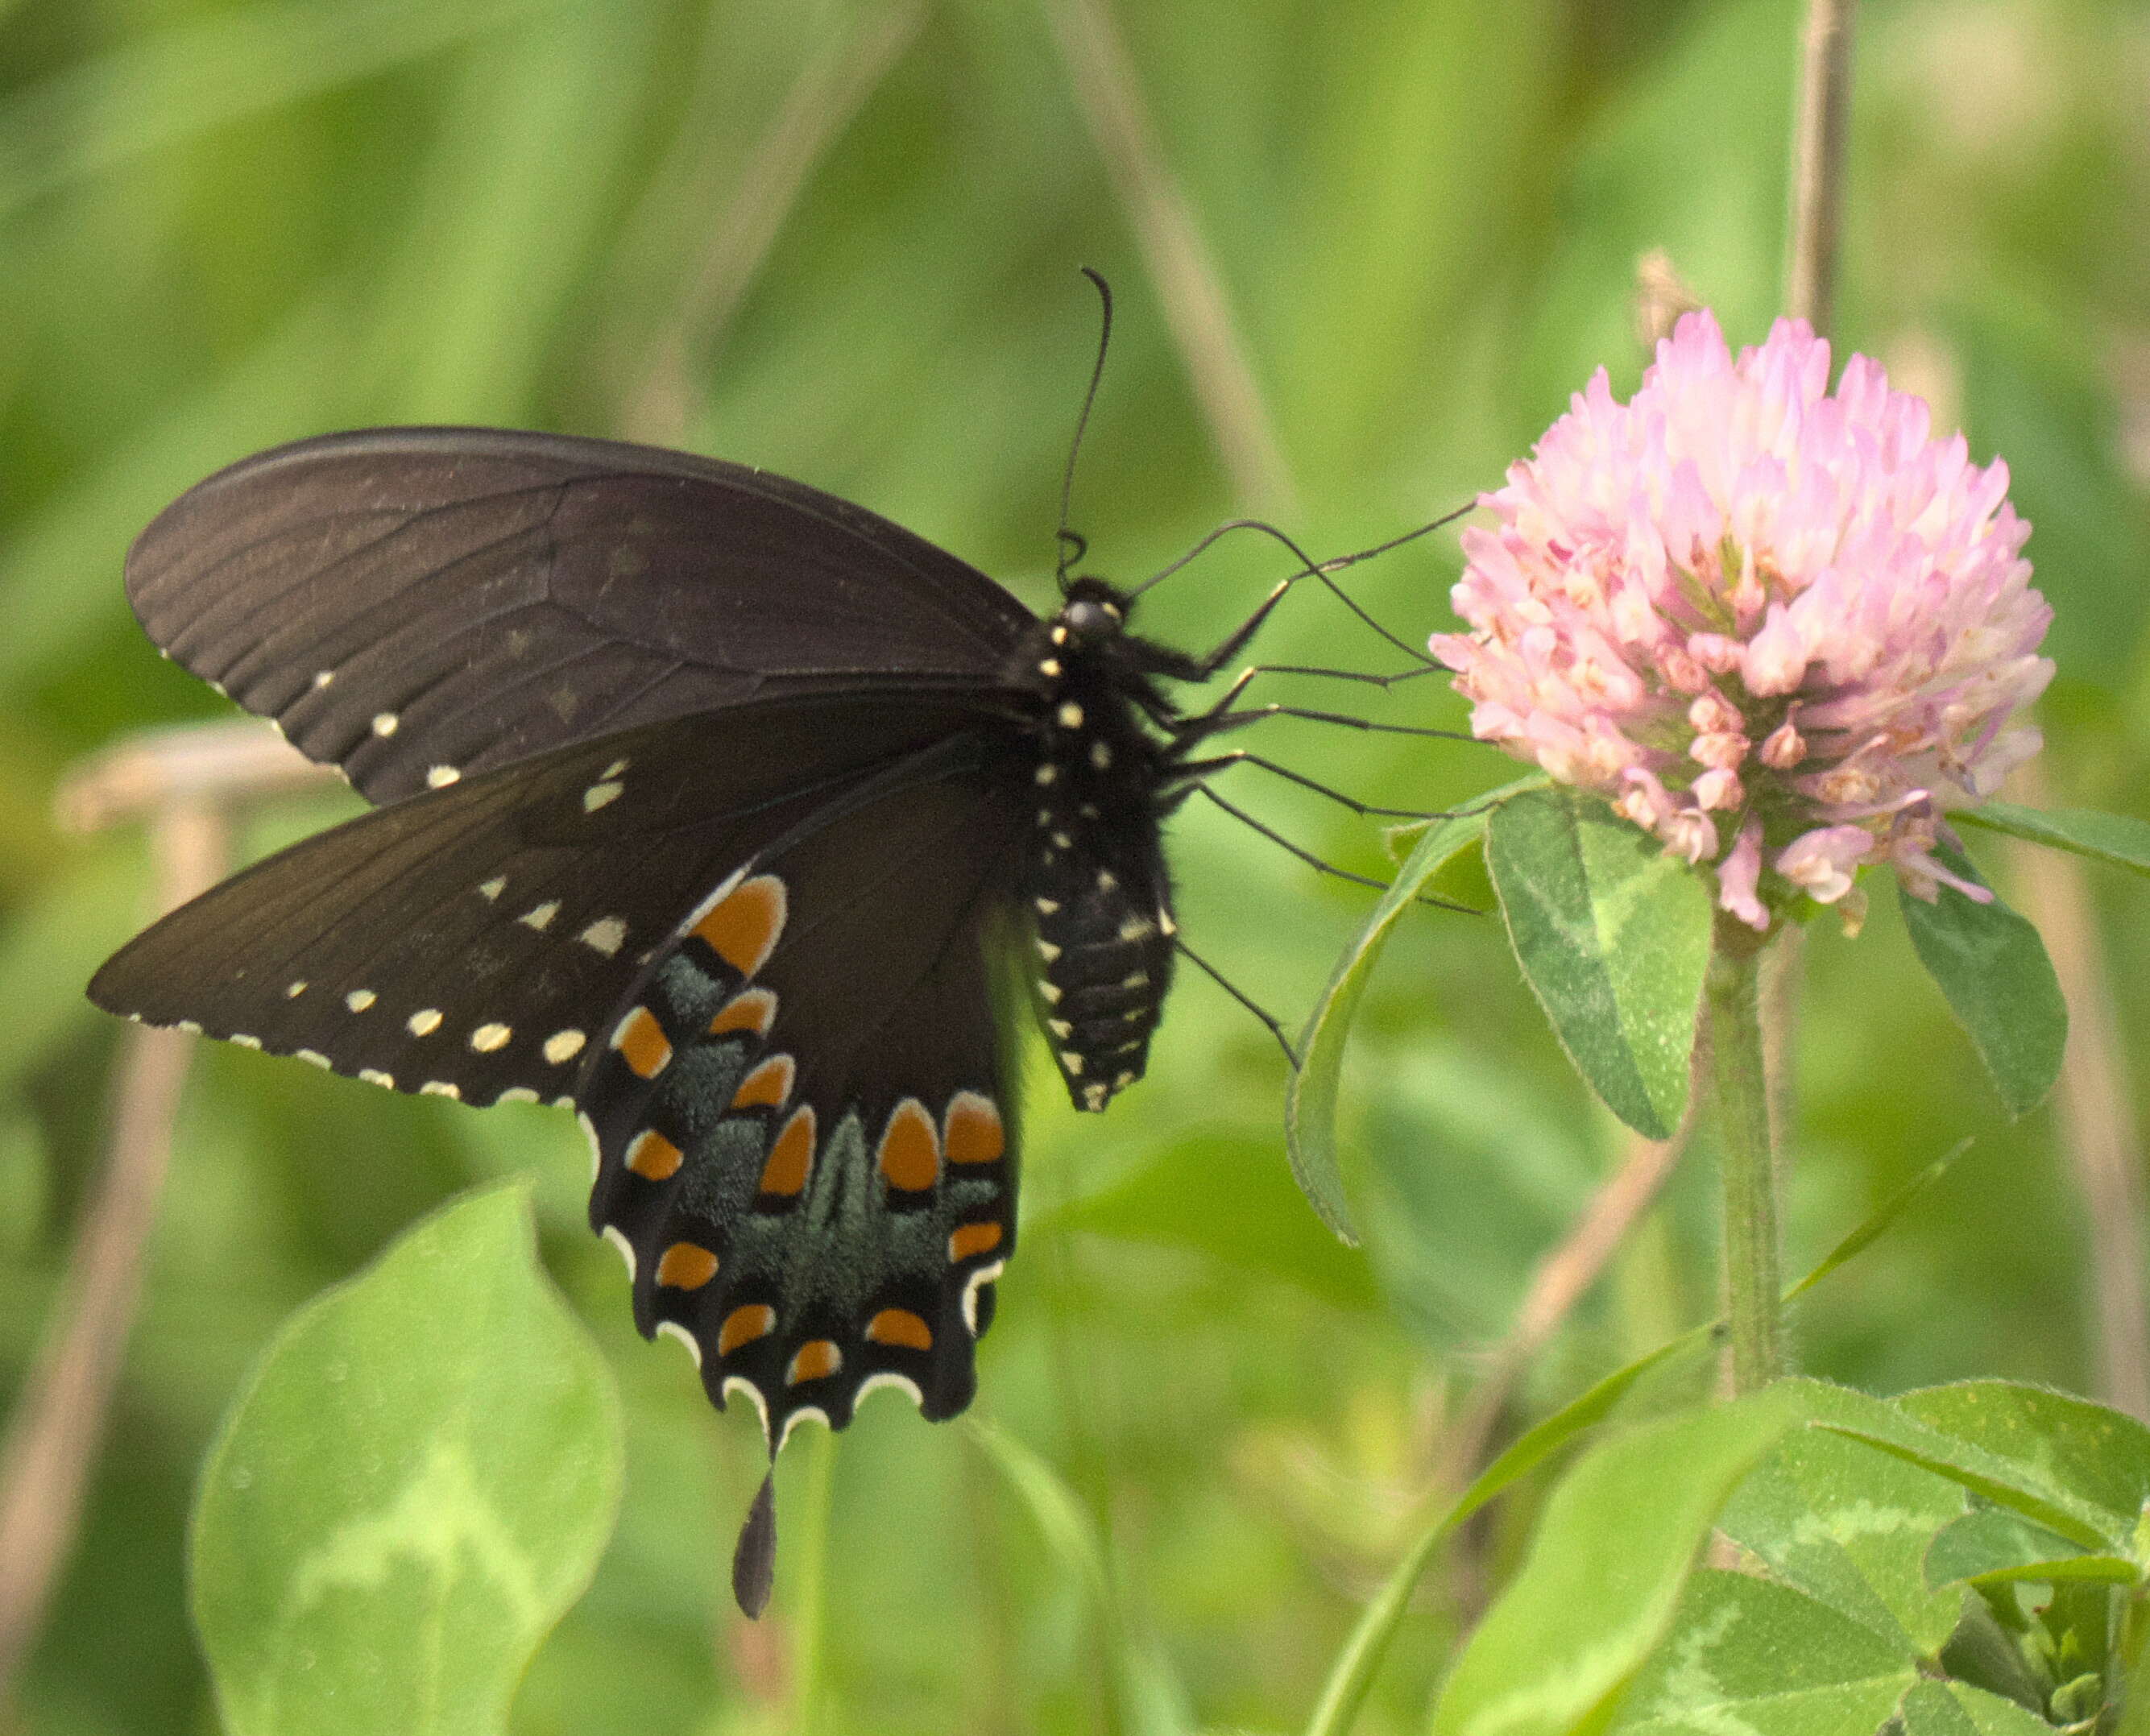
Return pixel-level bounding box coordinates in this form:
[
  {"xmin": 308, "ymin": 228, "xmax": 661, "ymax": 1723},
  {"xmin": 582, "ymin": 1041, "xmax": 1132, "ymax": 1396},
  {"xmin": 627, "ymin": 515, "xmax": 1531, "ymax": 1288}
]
[
  {"xmin": 1287, "ymin": 784, "xmax": 1532, "ymax": 1242},
  {"xmin": 1897, "ymin": 1679, "xmax": 2065, "ymax": 1736},
  {"xmin": 1956, "ymin": 802, "xmax": 2150, "ymax": 878},
  {"xmin": 1307, "ymin": 1170, "xmax": 1952, "ymax": 1736},
  {"xmin": 1891, "ymin": 1382, "xmax": 2150, "ymax": 1550},
  {"xmin": 1811, "ymin": 1382, "xmax": 2139, "ymax": 1556},
  {"xmin": 1055, "ymin": 1131, "xmax": 1382, "ymax": 1311},
  {"xmin": 1303, "ymin": 1329, "xmax": 1717, "ymax": 1736},
  {"xmin": 192, "ymin": 1183, "xmax": 624, "ymax": 1736},
  {"xmin": 1783, "ymin": 1142, "xmax": 1971, "ymax": 1305},
  {"xmin": 1485, "ymin": 789, "xmax": 1712, "ymax": 1139},
  {"xmin": 1924, "ymin": 1506, "xmax": 2105, "ymax": 1591},
  {"xmin": 1608, "ymin": 1570, "xmax": 1916, "ymax": 1734},
  {"xmin": 1896, "ymin": 848, "xmax": 2066, "ymax": 1117},
  {"xmin": 1427, "ymin": 1390, "xmax": 1799, "ymax": 1736},
  {"xmin": 967, "ymin": 1421, "xmax": 1192, "ymax": 1736},
  {"xmin": 1715, "ymin": 1381, "xmax": 1970, "ymax": 1658}
]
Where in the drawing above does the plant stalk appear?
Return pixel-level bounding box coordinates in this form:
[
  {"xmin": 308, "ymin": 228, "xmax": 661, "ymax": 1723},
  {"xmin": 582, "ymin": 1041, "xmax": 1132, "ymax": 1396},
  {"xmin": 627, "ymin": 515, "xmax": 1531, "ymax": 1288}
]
[
  {"xmin": 1784, "ymin": 0, "xmax": 1859, "ymax": 334},
  {"xmin": 1705, "ymin": 913, "xmax": 1783, "ymax": 1393}
]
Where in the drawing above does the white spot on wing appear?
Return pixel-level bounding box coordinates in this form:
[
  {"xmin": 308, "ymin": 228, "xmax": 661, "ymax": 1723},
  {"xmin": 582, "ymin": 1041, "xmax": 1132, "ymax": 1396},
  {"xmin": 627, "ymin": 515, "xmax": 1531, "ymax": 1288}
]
[
  {"xmin": 518, "ymin": 901, "xmax": 559, "ymax": 931},
  {"xmin": 230, "ymin": 1034, "xmax": 262, "ymax": 1049},
  {"xmin": 657, "ymin": 1320, "xmax": 702, "ymax": 1367},
  {"xmin": 346, "ymin": 989, "xmax": 376, "ymax": 1012},
  {"xmin": 1090, "ymin": 740, "xmax": 1112, "ymax": 769},
  {"xmin": 576, "ymin": 1110, "xmax": 599, "ymax": 1180},
  {"xmin": 478, "ymin": 877, "xmax": 507, "ymax": 901},
  {"xmin": 1034, "ymin": 764, "xmax": 1058, "ymax": 785},
  {"xmin": 962, "ymin": 1260, "xmax": 1005, "ymax": 1336},
  {"xmin": 284, "ymin": 980, "xmax": 307, "ymax": 999},
  {"xmin": 858, "ymin": 1371, "xmax": 926, "ymax": 1413},
  {"xmin": 371, "ymin": 711, "xmax": 399, "ymax": 738},
  {"xmin": 578, "ymin": 916, "xmax": 627, "ymax": 956},
  {"xmin": 544, "ymin": 1029, "xmax": 586, "ymax": 1065},
  {"xmin": 312, "ymin": 670, "xmax": 334, "ymax": 690},
  {"xmin": 582, "ymin": 781, "xmax": 623, "ymax": 813},
  {"xmin": 602, "ymin": 1223, "xmax": 636, "ymax": 1279},
  {"xmin": 419, "ymin": 1080, "xmax": 460, "ymax": 1099},
  {"xmin": 358, "ymin": 1068, "xmax": 394, "ymax": 1088},
  {"xmin": 779, "ymin": 1407, "xmax": 831, "ymax": 1450},
  {"xmin": 1058, "ymin": 702, "xmax": 1083, "ymax": 729},
  {"xmin": 497, "ymin": 1087, "xmax": 538, "ymax": 1104},
  {"xmin": 426, "ymin": 765, "xmax": 461, "ymax": 789},
  {"xmin": 723, "ymin": 1375, "xmax": 772, "ymax": 1448},
  {"xmin": 407, "ymin": 1009, "xmax": 443, "ymax": 1037},
  {"xmin": 176, "ymin": 1020, "xmax": 202, "ymax": 1035},
  {"xmin": 600, "ymin": 757, "xmax": 630, "ymax": 780},
  {"xmin": 295, "ymin": 1049, "xmax": 330, "ymax": 1069},
  {"xmin": 470, "ymin": 1022, "xmax": 512, "ymax": 1052}
]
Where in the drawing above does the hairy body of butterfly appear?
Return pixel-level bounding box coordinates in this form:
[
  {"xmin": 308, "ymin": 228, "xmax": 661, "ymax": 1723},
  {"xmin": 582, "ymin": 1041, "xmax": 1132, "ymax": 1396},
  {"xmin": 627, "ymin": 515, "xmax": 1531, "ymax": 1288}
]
[{"xmin": 89, "ymin": 431, "xmax": 1280, "ymax": 1569}]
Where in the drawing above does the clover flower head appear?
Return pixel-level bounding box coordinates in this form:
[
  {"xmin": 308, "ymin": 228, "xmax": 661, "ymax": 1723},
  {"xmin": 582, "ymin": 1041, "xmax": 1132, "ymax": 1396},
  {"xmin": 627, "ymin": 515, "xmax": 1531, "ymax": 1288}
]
[{"xmin": 1431, "ymin": 310, "xmax": 2051, "ymax": 930}]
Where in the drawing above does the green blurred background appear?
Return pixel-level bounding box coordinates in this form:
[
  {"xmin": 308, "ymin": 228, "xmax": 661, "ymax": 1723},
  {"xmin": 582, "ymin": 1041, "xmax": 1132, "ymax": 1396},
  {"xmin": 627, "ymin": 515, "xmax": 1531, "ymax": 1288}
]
[{"xmin": 0, "ymin": 0, "xmax": 2144, "ymax": 1730}]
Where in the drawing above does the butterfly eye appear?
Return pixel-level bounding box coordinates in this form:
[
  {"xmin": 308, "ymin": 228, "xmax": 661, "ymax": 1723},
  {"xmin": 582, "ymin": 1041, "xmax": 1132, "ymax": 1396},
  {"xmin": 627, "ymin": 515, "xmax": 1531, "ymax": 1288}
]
[{"xmin": 1063, "ymin": 599, "xmax": 1118, "ymax": 643}]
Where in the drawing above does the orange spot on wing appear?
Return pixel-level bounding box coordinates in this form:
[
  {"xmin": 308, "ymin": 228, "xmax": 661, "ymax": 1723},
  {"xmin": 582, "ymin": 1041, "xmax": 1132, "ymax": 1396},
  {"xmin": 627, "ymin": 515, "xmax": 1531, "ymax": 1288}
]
[
  {"xmin": 692, "ymin": 875, "xmax": 787, "ymax": 978},
  {"xmin": 655, "ymin": 1243, "xmax": 719, "ymax": 1289},
  {"xmin": 787, "ymin": 1340, "xmax": 842, "ymax": 1385},
  {"xmin": 944, "ymin": 1092, "xmax": 1005, "ymax": 1164},
  {"xmin": 865, "ymin": 1308, "xmax": 933, "ymax": 1351},
  {"xmin": 758, "ymin": 1107, "xmax": 816, "ymax": 1196},
  {"xmin": 731, "ymin": 1054, "xmax": 795, "ymax": 1112},
  {"xmin": 626, "ymin": 1129, "xmax": 683, "ymax": 1180},
  {"xmin": 614, "ymin": 1007, "xmax": 672, "ymax": 1079},
  {"xmin": 877, "ymin": 1099, "xmax": 940, "ymax": 1191},
  {"xmin": 949, "ymin": 1221, "xmax": 1002, "ymax": 1262},
  {"xmin": 719, "ymin": 1304, "xmax": 775, "ymax": 1356},
  {"xmin": 708, "ymin": 988, "xmax": 777, "ymax": 1038}
]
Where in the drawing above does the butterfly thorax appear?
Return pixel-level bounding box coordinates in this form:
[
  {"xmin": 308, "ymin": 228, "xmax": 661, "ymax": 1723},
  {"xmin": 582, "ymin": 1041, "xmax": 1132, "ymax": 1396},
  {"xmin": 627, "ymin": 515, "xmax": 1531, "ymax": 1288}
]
[{"xmin": 1013, "ymin": 577, "xmax": 1182, "ymax": 1112}]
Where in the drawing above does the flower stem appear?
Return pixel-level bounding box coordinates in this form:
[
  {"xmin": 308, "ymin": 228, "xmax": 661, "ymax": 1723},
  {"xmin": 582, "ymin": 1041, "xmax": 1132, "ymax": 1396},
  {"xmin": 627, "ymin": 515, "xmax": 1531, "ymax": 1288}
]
[
  {"xmin": 1784, "ymin": 0, "xmax": 1860, "ymax": 336},
  {"xmin": 1705, "ymin": 912, "xmax": 1783, "ymax": 1393}
]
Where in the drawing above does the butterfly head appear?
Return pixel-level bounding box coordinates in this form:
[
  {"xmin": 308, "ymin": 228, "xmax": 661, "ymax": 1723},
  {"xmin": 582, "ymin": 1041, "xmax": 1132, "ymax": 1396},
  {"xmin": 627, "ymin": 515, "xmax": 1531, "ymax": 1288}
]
[{"xmin": 1054, "ymin": 576, "xmax": 1129, "ymax": 648}]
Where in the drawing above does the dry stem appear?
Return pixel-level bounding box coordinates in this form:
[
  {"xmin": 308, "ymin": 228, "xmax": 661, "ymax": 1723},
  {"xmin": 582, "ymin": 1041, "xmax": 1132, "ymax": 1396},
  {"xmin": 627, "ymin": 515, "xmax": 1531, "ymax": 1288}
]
[
  {"xmin": 1045, "ymin": 0, "xmax": 1296, "ymax": 514},
  {"xmin": 1784, "ymin": 0, "xmax": 1860, "ymax": 334}
]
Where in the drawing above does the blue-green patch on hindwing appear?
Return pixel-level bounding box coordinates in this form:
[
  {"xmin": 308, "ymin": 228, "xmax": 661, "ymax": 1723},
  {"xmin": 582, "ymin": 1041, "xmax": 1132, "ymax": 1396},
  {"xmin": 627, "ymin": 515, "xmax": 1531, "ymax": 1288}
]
[{"xmin": 578, "ymin": 798, "xmax": 1023, "ymax": 1446}]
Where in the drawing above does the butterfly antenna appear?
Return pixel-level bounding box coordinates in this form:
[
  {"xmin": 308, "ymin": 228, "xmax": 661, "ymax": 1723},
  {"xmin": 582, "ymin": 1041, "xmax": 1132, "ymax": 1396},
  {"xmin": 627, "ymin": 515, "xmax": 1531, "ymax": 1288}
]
[
  {"xmin": 1134, "ymin": 512, "xmax": 1469, "ymax": 669},
  {"xmin": 1055, "ymin": 267, "xmax": 1116, "ymax": 593}
]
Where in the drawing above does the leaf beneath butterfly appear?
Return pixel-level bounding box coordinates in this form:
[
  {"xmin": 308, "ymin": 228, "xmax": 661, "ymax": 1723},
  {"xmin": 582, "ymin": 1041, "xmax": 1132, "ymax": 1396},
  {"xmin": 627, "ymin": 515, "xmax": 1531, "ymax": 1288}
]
[
  {"xmin": 192, "ymin": 1183, "xmax": 623, "ymax": 1736},
  {"xmin": 1485, "ymin": 789, "xmax": 1711, "ymax": 1141},
  {"xmin": 1955, "ymin": 800, "xmax": 2150, "ymax": 878},
  {"xmin": 1897, "ymin": 846, "xmax": 2066, "ymax": 1117},
  {"xmin": 1286, "ymin": 777, "xmax": 1543, "ymax": 1246}
]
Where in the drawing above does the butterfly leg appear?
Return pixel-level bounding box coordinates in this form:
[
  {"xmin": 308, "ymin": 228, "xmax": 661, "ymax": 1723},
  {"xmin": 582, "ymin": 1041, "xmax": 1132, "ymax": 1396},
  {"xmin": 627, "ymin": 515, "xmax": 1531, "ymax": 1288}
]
[{"xmin": 1166, "ymin": 749, "xmax": 1453, "ymax": 820}]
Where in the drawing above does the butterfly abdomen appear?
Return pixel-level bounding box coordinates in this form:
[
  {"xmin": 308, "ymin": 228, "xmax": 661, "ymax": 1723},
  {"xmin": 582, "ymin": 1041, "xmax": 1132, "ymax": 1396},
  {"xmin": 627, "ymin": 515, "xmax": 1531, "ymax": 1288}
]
[{"xmin": 1021, "ymin": 595, "xmax": 1179, "ymax": 1112}]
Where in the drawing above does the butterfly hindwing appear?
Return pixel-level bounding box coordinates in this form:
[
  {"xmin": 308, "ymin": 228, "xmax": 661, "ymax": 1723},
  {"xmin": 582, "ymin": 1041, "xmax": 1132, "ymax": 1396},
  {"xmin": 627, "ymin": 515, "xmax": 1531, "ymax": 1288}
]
[
  {"xmin": 88, "ymin": 694, "xmax": 1025, "ymax": 1109},
  {"xmin": 579, "ymin": 747, "xmax": 1034, "ymax": 1444},
  {"xmin": 126, "ymin": 429, "xmax": 1038, "ymax": 803}
]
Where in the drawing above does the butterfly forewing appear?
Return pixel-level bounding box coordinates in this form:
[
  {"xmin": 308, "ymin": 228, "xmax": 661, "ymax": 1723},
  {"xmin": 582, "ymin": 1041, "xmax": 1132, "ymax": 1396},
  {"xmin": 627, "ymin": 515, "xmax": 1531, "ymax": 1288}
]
[
  {"xmin": 580, "ymin": 752, "xmax": 1032, "ymax": 1442},
  {"xmin": 126, "ymin": 429, "xmax": 1038, "ymax": 803},
  {"xmin": 89, "ymin": 694, "xmax": 1025, "ymax": 1108}
]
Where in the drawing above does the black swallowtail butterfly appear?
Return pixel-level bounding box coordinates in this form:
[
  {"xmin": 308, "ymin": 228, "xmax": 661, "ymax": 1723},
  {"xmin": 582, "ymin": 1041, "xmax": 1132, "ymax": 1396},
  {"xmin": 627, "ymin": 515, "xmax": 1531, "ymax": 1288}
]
[{"xmin": 87, "ymin": 391, "xmax": 1439, "ymax": 1614}]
